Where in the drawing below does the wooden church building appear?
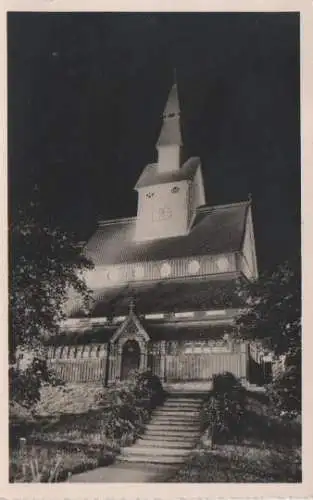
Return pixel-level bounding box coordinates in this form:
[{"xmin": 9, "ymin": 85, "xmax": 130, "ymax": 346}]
[{"xmin": 47, "ymin": 81, "xmax": 259, "ymax": 385}]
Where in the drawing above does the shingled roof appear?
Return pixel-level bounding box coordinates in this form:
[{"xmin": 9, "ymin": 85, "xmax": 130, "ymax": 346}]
[
  {"xmin": 69, "ymin": 274, "xmax": 244, "ymax": 318},
  {"xmin": 84, "ymin": 200, "xmax": 250, "ymax": 266},
  {"xmin": 46, "ymin": 322, "xmax": 235, "ymax": 345},
  {"xmin": 134, "ymin": 157, "xmax": 200, "ymax": 189}
]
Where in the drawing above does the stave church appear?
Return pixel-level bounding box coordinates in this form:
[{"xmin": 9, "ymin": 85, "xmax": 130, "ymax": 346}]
[{"xmin": 46, "ymin": 80, "xmax": 260, "ymax": 386}]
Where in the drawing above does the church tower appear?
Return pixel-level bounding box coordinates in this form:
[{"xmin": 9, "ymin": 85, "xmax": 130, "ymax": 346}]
[
  {"xmin": 134, "ymin": 80, "xmax": 206, "ymax": 242},
  {"xmin": 156, "ymin": 82, "xmax": 182, "ymax": 171}
]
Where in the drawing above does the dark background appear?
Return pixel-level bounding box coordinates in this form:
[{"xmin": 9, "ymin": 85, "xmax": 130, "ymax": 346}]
[{"xmin": 7, "ymin": 12, "xmax": 300, "ymax": 273}]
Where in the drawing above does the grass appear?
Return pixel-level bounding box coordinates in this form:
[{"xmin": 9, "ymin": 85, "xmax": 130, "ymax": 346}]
[
  {"xmin": 169, "ymin": 446, "xmax": 301, "ymax": 482},
  {"xmin": 34, "ymin": 383, "xmax": 104, "ymax": 415},
  {"xmin": 10, "ymin": 442, "xmax": 115, "ymax": 483},
  {"xmin": 9, "ymin": 384, "xmax": 118, "ymax": 482},
  {"xmin": 169, "ymin": 390, "xmax": 301, "ymax": 483},
  {"xmin": 10, "ymin": 376, "xmax": 163, "ymax": 482}
]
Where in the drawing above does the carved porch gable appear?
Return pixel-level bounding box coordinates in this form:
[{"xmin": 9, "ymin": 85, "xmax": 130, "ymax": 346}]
[{"xmin": 110, "ymin": 312, "xmax": 150, "ymax": 345}]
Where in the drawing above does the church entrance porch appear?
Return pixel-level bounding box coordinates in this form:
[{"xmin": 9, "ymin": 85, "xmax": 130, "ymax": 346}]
[
  {"xmin": 120, "ymin": 339, "xmax": 141, "ymax": 380},
  {"xmin": 107, "ymin": 311, "xmax": 150, "ymax": 383}
]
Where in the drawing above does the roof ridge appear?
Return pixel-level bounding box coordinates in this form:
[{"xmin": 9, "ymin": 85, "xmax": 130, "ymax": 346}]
[
  {"xmin": 183, "ymin": 155, "xmax": 201, "ymax": 164},
  {"xmin": 196, "ymin": 200, "xmax": 250, "ymax": 213},
  {"xmin": 98, "ymin": 216, "xmax": 137, "ymax": 227}
]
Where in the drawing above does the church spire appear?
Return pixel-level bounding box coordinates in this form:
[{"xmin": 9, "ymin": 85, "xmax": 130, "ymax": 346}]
[{"xmin": 156, "ymin": 74, "xmax": 182, "ymax": 172}]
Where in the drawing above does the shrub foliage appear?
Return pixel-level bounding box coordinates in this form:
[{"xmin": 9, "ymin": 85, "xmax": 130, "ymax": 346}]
[
  {"xmin": 9, "ymin": 357, "xmax": 65, "ymax": 409},
  {"xmin": 9, "ymin": 193, "xmax": 93, "ymax": 407},
  {"xmin": 235, "ymin": 259, "xmax": 301, "ymax": 417},
  {"xmin": 267, "ymin": 364, "xmax": 301, "ymax": 419},
  {"xmin": 97, "ymin": 370, "xmax": 165, "ymax": 444},
  {"xmin": 201, "ymin": 372, "xmax": 246, "ymax": 443}
]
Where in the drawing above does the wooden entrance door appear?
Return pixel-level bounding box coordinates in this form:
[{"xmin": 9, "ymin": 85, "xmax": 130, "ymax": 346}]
[{"xmin": 121, "ymin": 339, "xmax": 141, "ymax": 380}]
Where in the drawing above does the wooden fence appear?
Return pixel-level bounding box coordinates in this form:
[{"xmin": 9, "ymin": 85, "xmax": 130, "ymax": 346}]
[
  {"xmin": 164, "ymin": 351, "xmax": 246, "ymax": 381},
  {"xmin": 48, "ymin": 358, "xmax": 107, "ymax": 383},
  {"xmin": 47, "ymin": 340, "xmax": 248, "ymax": 383}
]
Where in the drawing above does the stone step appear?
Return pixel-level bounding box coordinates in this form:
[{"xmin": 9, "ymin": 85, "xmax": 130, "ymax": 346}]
[
  {"xmin": 162, "ymin": 403, "xmax": 202, "ymax": 409},
  {"xmin": 153, "ymin": 406, "xmax": 201, "ymax": 417},
  {"xmin": 150, "ymin": 421, "xmax": 200, "ymax": 427},
  {"xmin": 122, "ymin": 446, "xmax": 191, "ymax": 457},
  {"xmin": 165, "ymin": 398, "xmax": 202, "ymax": 404},
  {"xmin": 166, "ymin": 395, "xmax": 202, "ymax": 400},
  {"xmin": 118, "ymin": 454, "xmax": 187, "ymax": 464},
  {"xmin": 153, "ymin": 408, "xmax": 201, "ymax": 415},
  {"xmin": 145, "ymin": 422, "xmax": 200, "ymax": 431},
  {"xmin": 166, "ymin": 392, "xmax": 206, "ymax": 398},
  {"xmin": 142, "ymin": 432, "xmax": 199, "ymax": 442},
  {"xmin": 143, "ymin": 429, "xmax": 200, "ymax": 439},
  {"xmin": 161, "ymin": 408, "xmax": 202, "ymax": 414},
  {"xmin": 152, "ymin": 414, "xmax": 200, "ymax": 421},
  {"xmin": 136, "ymin": 439, "xmax": 195, "ymax": 449}
]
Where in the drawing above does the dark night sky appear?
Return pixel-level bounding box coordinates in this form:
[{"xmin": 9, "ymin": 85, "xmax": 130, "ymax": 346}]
[{"xmin": 7, "ymin": 12, "xmax": 300, "ymax": 273}]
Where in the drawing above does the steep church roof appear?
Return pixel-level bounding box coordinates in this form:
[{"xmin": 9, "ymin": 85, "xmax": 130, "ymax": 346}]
[
  {"xmin": 135, "ymin": 156, "xmax": 200, "ymax": 189},
  {"xmin": 84, "ymin": 200, "xmax": 250, "ymax": 266},
  {"xmin": 88, "ymin": 274, "xmax": 243, "ymax": 317},
  {"xmin": 156, "ymin": 83, "xmax": 182, "ymax": 147},
  {"xmin": 67, "ymin": 273, "xmax": 244, "ymax": 319}
]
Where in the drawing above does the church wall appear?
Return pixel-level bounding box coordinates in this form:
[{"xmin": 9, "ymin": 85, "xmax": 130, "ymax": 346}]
[{"xmin": 85, "ymin": 252, "xmax": 238, "ymax": 288}]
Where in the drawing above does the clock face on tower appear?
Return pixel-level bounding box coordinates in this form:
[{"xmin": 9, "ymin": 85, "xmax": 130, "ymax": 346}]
[{"xmin": 153, "ymin": 206, "xmax": 172, "ymax": 221}]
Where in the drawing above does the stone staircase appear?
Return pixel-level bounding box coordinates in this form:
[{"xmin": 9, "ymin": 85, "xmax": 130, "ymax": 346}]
[{"xmin": 118, "ymin": 394, "xmax": 203, "ymax": 465}]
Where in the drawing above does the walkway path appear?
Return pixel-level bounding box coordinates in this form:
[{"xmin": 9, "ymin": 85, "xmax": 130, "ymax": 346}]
[
  {"xmin": 69, "ymin": 392, "xmax": 204, "ymax": 482},
  {"xmin": 68, "ymin": 461, "xmax": 177, "ymax": 482}
]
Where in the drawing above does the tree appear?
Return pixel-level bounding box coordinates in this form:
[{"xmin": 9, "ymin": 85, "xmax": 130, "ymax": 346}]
[
  {"xmin": 9, "ymin": 193, "xmax": 94, "ymax": 405},
  {"xmin": 235, "ymin": 259, "xmax": 301, "ymax": 416},
  {"xmin": 235, "ymin": 258, "xmax": 301, "ymax": 359}
]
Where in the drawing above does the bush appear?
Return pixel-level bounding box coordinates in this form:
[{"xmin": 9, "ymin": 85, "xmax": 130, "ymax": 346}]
[
  {"xmin": 201, "ymin": 372, "xmax": 247, "ymax": 442},
  {"xmin": 98, "ymin": 370, "xmax": 164, "ymax": 443},
  {"xmin": 212, "ymin": 372, "xmax": 244, "ymax": 397},
  {"xmin": 9, "ymin": 357, "xmax": 64, "ymax": 409},
  {"xmin": 131, "ymin": 370, "xmax": 165, "ymax": 409},
  {"xmin": 267, "ymin": 364, "xmax": 301, "ymax": 419}
]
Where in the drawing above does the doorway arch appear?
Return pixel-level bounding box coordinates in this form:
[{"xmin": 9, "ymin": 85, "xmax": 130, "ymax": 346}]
[{"xmin": 120, "ymin": 339, "xmax": 141, "ymax": 380}]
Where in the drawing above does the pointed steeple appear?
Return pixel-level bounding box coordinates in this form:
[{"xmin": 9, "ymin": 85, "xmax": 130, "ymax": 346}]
[{"xmin": 156, "ymin": 75, "xmax": 182, "ymax": 171}]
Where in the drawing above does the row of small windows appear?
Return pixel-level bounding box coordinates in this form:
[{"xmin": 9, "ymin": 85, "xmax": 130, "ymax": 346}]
[
  {"xmin": 145, "ymin": 185, "xmax": 180, "ymax": 199},
  {"xmin": 105, "ymin": 256, "xmax": 229, "ymax": 282},
  {"xmin": 106, "ymin": 259, "xmax": 201, "ymax": 282},
  {"xmin": 86, "ymin": 256, "xmax": 230, "ymax": 288}
]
